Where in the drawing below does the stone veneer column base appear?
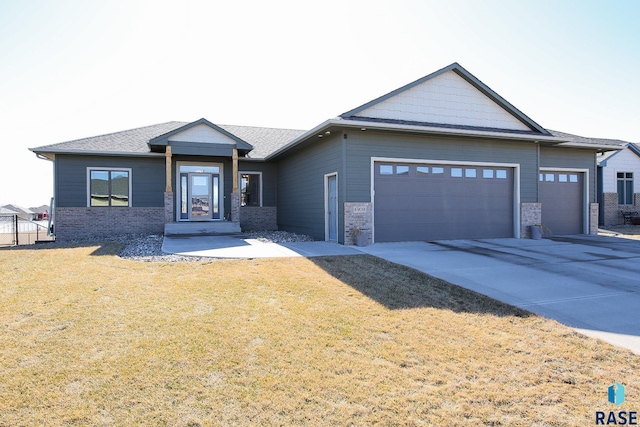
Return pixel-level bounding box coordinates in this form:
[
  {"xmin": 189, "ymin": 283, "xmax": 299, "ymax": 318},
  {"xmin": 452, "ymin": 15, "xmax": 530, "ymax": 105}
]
[
  {"xmin": 344, "ymin": 202, "xmax": 373, "ymax": 245},
  {"xmin": 520, "ymin": 203, "xmax": 542, "ymax": 238},
  {"xmin": 230, "ymin": 193, "xmax": 240, "ymax": 224},
  {"xmin": 164, "ymin": 192, "xmax": 174, "ymax": 224},
  {"xmin": 590, "ymin": 203, "xmax": 599, "ymax": 234}
]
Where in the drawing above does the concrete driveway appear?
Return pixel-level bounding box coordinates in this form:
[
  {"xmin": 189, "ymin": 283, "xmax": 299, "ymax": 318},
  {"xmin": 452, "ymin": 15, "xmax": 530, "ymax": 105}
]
[{"xmin": 359, "ymin": 235, "xmax": 640, "ymax": 354}]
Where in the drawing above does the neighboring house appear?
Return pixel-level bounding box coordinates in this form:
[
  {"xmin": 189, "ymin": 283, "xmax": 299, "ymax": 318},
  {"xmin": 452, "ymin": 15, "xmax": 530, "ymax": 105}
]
[
  {"xmin": 0, "ymin": 204, "xmax": 36, "ymax": 221},
  {"xmin": 30, "ymin": 63, "xmax": 622, "ymax": 244},
  {"xmin": 29, "ymin": 205, "xmax": 50, "ymax": 221},
  {"xmin": 596, "ymin": 142, "xmax": 640, "ymax": 226}
]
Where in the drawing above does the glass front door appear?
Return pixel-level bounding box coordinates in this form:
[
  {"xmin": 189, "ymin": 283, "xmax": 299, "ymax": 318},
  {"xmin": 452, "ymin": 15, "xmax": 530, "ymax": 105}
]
[{"xmin": 181, "ymin": 172, "xmax": 221, "ymax": 220}]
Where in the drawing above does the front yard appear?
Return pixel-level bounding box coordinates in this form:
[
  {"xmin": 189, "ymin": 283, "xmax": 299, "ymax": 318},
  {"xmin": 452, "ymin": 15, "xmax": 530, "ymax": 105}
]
[{"xmin": 1, "ymin": 242, "xmax": 638, "ymax": 426}]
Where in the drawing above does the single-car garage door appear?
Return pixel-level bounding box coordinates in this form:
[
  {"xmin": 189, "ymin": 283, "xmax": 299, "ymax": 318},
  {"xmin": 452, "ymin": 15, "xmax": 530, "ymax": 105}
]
[
  {"xmin": 539, "ymin": 171, "xmax": 584, "ymax": 235},
  {"xmin": 374, "ymin": 162, "xmax": 515, "ymax": 242}
]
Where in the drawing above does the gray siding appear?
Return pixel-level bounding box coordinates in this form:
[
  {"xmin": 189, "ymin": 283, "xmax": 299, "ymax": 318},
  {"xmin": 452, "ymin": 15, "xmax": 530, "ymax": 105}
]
[
  {"xmin": 344, "ymin": 131, "xmax": 540, "ymax": 202},
  {"xmin": 276, "ymin": 134, "xmax": 343, "ymax": 240},
  {"xmin": 55, "ymin": 155, "xmax": 165, "ymax": 207},
  {"xmin": 238, "ymin": 161, "xmax": 277, "ymax": 207},
  {"xmin": 540, "ymin": 147, "xmax": 597, "ymax": 202}
]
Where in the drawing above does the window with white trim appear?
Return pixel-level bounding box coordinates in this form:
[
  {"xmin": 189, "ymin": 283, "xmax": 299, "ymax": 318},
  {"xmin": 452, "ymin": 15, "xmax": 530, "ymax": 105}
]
[
  {"xmin": 617, "ymin": 172, "xmax": 634, "ymax": 205},
  {"xmin": 88, "ymin": 169, "xmax": 131, "ymax": 207}
]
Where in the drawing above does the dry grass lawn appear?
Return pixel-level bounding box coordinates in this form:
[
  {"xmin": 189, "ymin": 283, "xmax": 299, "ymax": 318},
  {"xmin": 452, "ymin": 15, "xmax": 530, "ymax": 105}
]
[{"xmin": 1, "ymin": 242, "xmax": 639, "ymax": 426}]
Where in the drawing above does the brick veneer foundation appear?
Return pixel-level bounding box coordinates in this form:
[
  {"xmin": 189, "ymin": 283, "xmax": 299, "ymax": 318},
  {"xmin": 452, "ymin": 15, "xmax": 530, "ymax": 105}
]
[
  {"xmin": 240, "ymin": 206, "xmax": 277, "ymax": 231},
  {"xmin": 55, "ymin": 207, "xmax": 165, "ymax": 241}
]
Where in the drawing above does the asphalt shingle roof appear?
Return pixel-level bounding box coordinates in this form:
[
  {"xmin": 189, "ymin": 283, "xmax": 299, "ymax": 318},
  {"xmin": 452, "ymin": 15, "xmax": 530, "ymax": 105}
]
[
  {"xmin": 31, "ymin": 121, "xmax": 306, "ymax": 160},
  {"xmin": 547, "ymin": 129, "xmax": 630, "ymax": 148}
]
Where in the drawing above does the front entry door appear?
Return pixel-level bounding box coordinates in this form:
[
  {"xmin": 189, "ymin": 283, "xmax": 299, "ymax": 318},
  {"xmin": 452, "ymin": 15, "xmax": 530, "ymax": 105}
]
[{"xmin": 187, "ymin": 173, "xmax": 220, "ymax": 220}]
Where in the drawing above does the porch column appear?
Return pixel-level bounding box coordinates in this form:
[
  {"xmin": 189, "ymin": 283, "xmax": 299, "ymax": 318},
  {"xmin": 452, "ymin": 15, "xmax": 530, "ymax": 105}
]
[
  {"xmin": 231, "ymin": 148, "xmax": 240, "ymax": 223},
  {"xmin": 164, "ymin": 146, "xmax": 173, "ymax": 224},
  {"xmin": 165, "ymin": 146, "xmax": 172, "ymax": 192}
]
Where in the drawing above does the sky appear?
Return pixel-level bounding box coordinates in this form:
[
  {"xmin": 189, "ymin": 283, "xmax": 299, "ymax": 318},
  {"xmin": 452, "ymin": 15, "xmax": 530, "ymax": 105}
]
[{"xmin": 1, "ymin": 0, "xmax": 639, "ymax": 207}]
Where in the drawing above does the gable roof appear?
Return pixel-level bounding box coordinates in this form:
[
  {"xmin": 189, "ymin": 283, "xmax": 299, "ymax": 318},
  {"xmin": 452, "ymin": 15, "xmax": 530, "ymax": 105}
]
[
  {"xmin": 341, "ymin": 62, "xmax": 550, "ymax": 135},
  {"xmin": 148, "ymin": 118, "xmax": 254, "ymax": 152},
  {"xmin": 30, "ymin": 121, "xmax": 306, "ymax": 160}
]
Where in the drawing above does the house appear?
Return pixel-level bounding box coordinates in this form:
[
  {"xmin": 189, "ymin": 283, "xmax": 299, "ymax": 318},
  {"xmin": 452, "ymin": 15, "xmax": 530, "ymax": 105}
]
[
  {"xmin": 595, "ymin": 142, "xmax": 640, "ymax": 226},
  {"xmin": 29, "ymin": 205, "xmax": 50, "ymax": 221},
  {"xmin": 0, "ymin": 204, "xmax": 37, "ymax": 221},
  {"xmin": 30, "ymin": 63, "xmax": 622, "ymax": 244}
]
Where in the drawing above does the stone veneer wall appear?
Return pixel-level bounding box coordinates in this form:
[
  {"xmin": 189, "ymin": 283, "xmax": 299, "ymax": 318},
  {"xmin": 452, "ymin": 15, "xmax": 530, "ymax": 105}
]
[
  {"xmin": 520, "ymin": 203, "xmax": 542, "ymax": 238},
  {"xmin": 344, "ymin": 202, "xmax": 373, "ymax": 245},
  {"xmin": 164, "ymin": 192, "xmax": 174, "ymax": 223},
  {"xmin": 602, "ymin": 192, "xmax": 640, "ymax": 226},
  {"xmin": 230, "ymin": 193, "xmax": 240, "ymax": 223},
  {"xmin": 590, "ymin": 203, "xmax": 599, "ymax": 234},
  {"xmin": 55, "ymin": 207, "xmax": 165, "ymax": 241},
  {"xmin": 240, "ymin": 207, "xmax": 277, "ymax": 231}
]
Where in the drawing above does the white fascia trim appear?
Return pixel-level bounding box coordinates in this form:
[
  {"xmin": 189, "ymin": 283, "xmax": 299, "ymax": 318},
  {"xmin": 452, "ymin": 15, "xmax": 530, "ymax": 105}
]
[
  {"xmin": 370, "ymin": 157, "xmax": 522, "ymax": 242},
  {"xmin": 266, "ymin": 119, "xmax": 335, "ymax": 159},
  {"xmin": 555, "ymin": 142, "xmax": 624, "ymax": 151},
  {"xmin": 38, "ymin": 150, "xmax": 164, "ymax": 158},
  {"xmin": 86, "ymin": 167, "xmax": 133, "ymax": 207},
  {"xmin": 540, "ymin": 167, "xmax": 590, "ymax": 234},
  {"xmin": 238, "ymin": 171, "xmax": 263, "ymax": 207},
  {"xmin": 337, "ymin": 119, "xmax": 566, "ymax": 143}
]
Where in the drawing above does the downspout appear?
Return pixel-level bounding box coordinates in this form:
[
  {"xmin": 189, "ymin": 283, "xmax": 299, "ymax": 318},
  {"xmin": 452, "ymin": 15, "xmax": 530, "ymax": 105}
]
[{"xmin": 341, "ymin": 132, "xmax": 348, "ymax": 244}]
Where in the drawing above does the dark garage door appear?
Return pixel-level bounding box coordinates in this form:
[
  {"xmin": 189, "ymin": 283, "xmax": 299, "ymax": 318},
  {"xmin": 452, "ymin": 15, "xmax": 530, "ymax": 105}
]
[
  {"xmin": 539, "ymin": 171, "xmax": 584, "ymax": 235},
  {"xmin": 374, "ymin": 162, "xmax": 514, "ymax": 242}
]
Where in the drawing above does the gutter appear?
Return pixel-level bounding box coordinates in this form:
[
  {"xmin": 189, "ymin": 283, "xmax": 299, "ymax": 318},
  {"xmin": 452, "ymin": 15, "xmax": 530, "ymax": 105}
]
[{"xmin": 29, "ymin": 149, "xmax": 165, "ymax": 158}]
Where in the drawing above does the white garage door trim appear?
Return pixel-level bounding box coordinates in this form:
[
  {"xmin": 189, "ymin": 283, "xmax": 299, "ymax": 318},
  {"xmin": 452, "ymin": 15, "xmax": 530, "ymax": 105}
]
[
  {"xmin": 370, "ymin": 157, "xmax": 521, "ymax": 243},
  {"xmin": 540, "ymin": 167, "xmax": 589, "ymax": 234}
]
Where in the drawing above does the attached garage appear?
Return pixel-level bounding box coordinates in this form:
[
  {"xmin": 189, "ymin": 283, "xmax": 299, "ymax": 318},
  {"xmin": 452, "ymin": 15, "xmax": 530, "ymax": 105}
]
[
  {"xmin": 539, "ymin": 169, "xmax": 586, "ymax": 235},
  {"xmin": 373, "ymin": 160, "xmax": 517, "ymax": 242}
]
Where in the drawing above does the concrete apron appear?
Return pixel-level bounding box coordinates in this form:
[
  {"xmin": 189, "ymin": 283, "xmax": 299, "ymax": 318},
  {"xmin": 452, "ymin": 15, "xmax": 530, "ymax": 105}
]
[{"xmin": 358, "ymin": 236, "xmax": 640, "ymax": 355}]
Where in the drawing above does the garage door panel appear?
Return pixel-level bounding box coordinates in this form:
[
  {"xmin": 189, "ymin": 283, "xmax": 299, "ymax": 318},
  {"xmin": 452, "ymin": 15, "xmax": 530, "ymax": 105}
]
[
  {"xmin": 374, "ymin": 162, "xmax": 514, "ymax": 242},
  {"xmin": 539, "ymin": 172, "xmax": 583, "ymax": 235}
]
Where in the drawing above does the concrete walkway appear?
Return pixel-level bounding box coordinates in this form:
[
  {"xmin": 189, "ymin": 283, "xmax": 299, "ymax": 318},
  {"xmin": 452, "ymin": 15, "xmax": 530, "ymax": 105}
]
[{"xmin": 162, "ymin": 235, "xmax": 362, "ymax": 258}]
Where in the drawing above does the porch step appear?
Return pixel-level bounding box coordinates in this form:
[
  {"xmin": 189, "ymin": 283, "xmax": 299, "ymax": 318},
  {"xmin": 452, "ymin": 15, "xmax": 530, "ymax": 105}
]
[{"xmin": 164, "ymin": 221, "xmax": 242, "ymax": 237}]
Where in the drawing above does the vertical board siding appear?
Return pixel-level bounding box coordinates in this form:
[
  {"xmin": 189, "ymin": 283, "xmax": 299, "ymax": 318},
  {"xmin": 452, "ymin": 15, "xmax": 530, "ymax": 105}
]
[
  {"xmin": 56, "ymin": 155, "xmax": 165, "ymax": 207},
  {"xmin": 238, "ymin": 161, "xmax": 278, "ymax": 207},
  {"xmin": 344, "ymin": 131, "xmax": 539, "ymax": 203},
  {"xmin": 540, "ymin": 147, "xmax": 597, "ymax": 202},
  {"xmin": 276, "ymin": 135, "xmax": 343, "ymax": 240}
]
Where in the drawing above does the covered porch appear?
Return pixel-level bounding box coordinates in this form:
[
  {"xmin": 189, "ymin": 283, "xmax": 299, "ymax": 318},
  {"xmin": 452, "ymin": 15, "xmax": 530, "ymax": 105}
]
[{"xmin": 149, "ymin": 119, "xmax": 253, "ymax": 236}]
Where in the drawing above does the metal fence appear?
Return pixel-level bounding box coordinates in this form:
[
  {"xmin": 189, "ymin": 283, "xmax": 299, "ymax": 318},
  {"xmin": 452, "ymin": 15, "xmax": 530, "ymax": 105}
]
[{"xmin": 0, "ymin": 215, "xmax": 55, "ymax": 247}]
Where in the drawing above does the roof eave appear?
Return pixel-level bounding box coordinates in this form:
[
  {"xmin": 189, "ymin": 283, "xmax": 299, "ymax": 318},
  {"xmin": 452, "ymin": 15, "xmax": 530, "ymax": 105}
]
[
  {"xmin": 29, "ymin": 149, "xmax": 164, "ymax": 158},
  {"xmin": 336, "ymin": 119, "xmax": 566, "ymax": 142},
  {"xmin": 555, "ymin": 142, "xmax": 624, "ymax": 151}
]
